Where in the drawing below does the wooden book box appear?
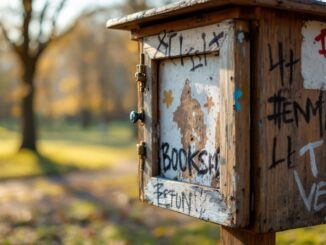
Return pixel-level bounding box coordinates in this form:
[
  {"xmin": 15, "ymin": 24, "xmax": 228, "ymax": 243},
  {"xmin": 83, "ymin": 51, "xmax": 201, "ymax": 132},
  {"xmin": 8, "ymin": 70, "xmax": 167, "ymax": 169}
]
[{"xmin": 107, "ymin": 0, "xmax": 326, "ymax": 233}]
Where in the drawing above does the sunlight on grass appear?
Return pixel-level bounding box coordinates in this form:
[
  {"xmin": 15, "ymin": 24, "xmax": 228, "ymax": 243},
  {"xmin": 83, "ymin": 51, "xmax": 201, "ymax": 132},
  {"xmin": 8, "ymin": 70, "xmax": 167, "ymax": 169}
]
[
  {"xmin": 39, "ymin": 140, "xmax": 135, "ymax": 169},
  {"xmin": 34, "ymin": 179, "xmax": 66, "ymax": 196},
  {"xmin": 170, "ymin": 221, "xmax": 220, "ymax": 245},
  {"xmin": 0, "ymin": 122, "xmax": 136, "ymax": 179},
  {"xmin": 68, "ymin": 200, "xmax": 98, "ymax": 221},
  {"xmin": 277, "ymin": 225, "xmax": 326, "ymax": 245}
]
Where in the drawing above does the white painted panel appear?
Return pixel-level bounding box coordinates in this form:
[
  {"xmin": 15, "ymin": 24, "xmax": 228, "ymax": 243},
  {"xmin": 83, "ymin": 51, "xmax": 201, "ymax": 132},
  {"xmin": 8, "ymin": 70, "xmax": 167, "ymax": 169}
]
[
  {"xmin": 144, "ymin": 177, "xmax": 232, "ymax": 225},
  {"xmin": 302, "ymin": 21, "xmax": 326, "ymax": 90},
  {"xmin": 144, "ymin": 21, "xmax": 232, "ymax": 59},
  {"xmin": 158, "ymin": 54, "xmax": 221, "ymax": 188}
]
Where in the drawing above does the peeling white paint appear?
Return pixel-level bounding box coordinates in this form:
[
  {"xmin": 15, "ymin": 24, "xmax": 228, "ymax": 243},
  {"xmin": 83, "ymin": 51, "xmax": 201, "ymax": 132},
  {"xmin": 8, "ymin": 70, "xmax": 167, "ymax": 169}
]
[
  {"xmin": 158, "ymin": 54, "xmax": 221, "ymax": 187},
  {"xmin": 301, "ymin": 21, "xmax": 326, "ymax": 90},
  {"xmin": 144, "ymin": 177, "xmax": 232, "ymax": 225}
]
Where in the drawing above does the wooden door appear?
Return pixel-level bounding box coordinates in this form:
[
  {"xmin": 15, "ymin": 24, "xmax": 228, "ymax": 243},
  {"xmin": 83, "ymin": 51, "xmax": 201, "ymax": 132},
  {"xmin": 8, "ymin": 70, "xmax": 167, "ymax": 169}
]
[{"xmin": 139, "ymin": 20, "xmax": 250, "ymax": 227}]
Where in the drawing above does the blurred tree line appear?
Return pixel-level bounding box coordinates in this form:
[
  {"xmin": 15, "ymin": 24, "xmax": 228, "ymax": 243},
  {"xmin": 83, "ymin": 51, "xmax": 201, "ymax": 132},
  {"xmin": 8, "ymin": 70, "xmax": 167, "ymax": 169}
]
[{"xmin": 0, "ymin": 0, "xmax": 171, "ymax": 152}]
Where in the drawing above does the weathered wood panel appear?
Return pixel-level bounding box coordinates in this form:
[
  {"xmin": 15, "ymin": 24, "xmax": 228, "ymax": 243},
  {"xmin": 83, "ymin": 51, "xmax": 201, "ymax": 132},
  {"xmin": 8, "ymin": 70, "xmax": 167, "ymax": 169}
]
[
  {"xmin": 144, "ymin": 177, "xmax": 233, "ymax": 225},
  {"xmin": 141, "ymin": 41, "xmax": 158, "ymax": 202},
  {"xmin": 220, "ymin": 20, "xmax": 251, "ymax": 228},
  {"xmin": 131, "ymin": 8, "xmax": 245, "ymax": 40},
  {"xmin": 252, "ymin": 9, "xmax": 326, "ymax": 232}
]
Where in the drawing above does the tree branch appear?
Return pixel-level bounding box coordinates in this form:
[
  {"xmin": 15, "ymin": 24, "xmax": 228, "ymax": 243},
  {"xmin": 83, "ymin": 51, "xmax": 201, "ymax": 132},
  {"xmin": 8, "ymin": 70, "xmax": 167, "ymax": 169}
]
[
  {"xmin": 35, "ymin": 7, "xmax": 111, "ymax": 60},
  {"xmin": 37, "ymin": 0, "xmax": 50, "ymax": 40},
  {"xmin": 34, "ymin": 0, "xmax": 66, "ymax": 60},
  {"xmin": 50, "ymin": 0, "xmax": 67, "ymax": 38},
  {"xmin": 0, "ymin": 22, "xmax": 22, "ymax": 58}
]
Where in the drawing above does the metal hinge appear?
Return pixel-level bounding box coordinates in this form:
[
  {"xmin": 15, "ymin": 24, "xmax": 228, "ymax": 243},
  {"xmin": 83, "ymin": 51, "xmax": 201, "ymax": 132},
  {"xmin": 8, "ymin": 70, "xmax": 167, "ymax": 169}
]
[
  {"xmin": 137, "ymin": 141, "xmax": 146, "ymax": 159},
  {"xmin": 135, "ymin": 53, "xmax": 146, "ymax": 92},
  {"xmin": 137, "ymin": 141, "xmax": 146, "ymax": 201}
]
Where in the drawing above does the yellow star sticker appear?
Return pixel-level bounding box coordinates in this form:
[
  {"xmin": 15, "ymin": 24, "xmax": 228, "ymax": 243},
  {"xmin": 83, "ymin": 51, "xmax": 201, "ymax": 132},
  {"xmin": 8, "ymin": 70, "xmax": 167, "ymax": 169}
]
[
  {"xmin": 163, "ymin": 90, "xmax": 174, "ymax": 108},
  {"xmin": 204, "ymin": 96, "xmax": 215, "ymax": 113}
]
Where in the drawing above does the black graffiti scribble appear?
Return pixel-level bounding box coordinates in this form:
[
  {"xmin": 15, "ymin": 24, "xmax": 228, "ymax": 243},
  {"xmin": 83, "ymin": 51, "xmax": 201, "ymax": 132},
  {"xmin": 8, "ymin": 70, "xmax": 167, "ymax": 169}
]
[
  {"xmin": 267, "ymin": 90, "xmax": 324, "ymax": 137},
  {"xmin": 269, "ymin": 136, "xmax": 296, "ymax": 169},
  {"xmin": 155, "ymin": 30, "xmax": 225, "ymax": 71},
  {"xmin": 154, "ymin": 183, "xmax": 192, "ymax": 214},
  {"xmin": 154, "ymin": 30, "xmax": 168, "ymax": 58},
  {"xmin": 160, "ymin": 142, "xmax": 220, "ymax": 178},
  {"xmin": 167, "ymin": 31, "xmax": 177, "ymax": 57},
  {"xmin": 209, "ymin": 31, "xmax": 224, "ymax": 49},
  {"xmin": 268, "ymin": 42, "xmax": 300, "ymax": 85}
]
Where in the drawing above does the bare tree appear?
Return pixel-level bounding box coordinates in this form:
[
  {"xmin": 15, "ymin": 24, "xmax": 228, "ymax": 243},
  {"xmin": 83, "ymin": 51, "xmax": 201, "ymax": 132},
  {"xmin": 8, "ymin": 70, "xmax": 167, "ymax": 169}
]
[{"xmin": 0, "ymin": 0, "xmax": 107, "ymax": 152}]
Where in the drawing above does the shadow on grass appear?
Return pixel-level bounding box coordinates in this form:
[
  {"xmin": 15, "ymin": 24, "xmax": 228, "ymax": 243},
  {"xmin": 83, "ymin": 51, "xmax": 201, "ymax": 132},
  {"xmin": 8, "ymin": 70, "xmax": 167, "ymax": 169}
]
[
  {"xmin": 34, "ymin": 153, "xmax": 79, "ymax": 176},
  {"xmin": 0, "ymin": 151, "xmax": 79, "ymax": 180},
  {"xmin": 0, "ymin": 149, "xmax": 158, "ymax": 242}
]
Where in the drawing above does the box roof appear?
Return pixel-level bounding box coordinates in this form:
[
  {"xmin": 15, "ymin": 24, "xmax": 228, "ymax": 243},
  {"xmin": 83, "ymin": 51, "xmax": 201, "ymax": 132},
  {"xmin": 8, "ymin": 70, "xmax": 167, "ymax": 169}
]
[{"xmin": 107, "ymin": 0, "xmax": 326, "ymax": 30}]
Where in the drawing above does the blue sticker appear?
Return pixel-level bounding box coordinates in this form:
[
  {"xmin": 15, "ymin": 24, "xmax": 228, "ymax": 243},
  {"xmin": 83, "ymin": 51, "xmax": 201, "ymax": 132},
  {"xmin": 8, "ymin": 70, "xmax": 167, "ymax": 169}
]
[
  {"xmin": 234, "ymin": 102, "xmax": 241, "ymax": 111},
  {"xmin": 233, "ymin": 89, "xmax": 243, "ymax": 111},
  {"xmin": 233, "ymin": 89, "xmax": 243, "ymax": 100}
]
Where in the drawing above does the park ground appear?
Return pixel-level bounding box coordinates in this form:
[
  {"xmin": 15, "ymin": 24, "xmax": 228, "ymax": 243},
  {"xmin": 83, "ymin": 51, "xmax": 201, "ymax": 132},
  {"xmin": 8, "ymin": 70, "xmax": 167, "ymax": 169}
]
[{"xmin": 0, "ymin": 121, "xmax": 325, "ymax": 244}]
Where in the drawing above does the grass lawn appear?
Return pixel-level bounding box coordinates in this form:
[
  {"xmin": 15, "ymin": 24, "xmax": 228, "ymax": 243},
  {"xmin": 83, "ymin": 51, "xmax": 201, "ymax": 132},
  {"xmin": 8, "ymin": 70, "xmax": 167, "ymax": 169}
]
[{"xmin": 0, "ymin": 121, "xmax": 136, "ymax": 179}]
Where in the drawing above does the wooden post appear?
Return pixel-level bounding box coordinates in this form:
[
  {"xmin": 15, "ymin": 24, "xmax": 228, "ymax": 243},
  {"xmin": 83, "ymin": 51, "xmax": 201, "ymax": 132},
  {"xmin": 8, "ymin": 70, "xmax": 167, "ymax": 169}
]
[{"xmin": 220, "ymin": 227, "xmax": 275, "ymax": 245}]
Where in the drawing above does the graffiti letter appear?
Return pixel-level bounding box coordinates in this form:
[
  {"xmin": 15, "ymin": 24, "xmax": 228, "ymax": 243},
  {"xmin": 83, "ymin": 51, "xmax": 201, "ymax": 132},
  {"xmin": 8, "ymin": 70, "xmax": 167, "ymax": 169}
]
[
  {"xmin": 293, "ymin": 170, "xmax": 316, "ymax": 212},
  {"xmin": 299, "ymin": 140, "xmax": 323, "ymax": 177}
]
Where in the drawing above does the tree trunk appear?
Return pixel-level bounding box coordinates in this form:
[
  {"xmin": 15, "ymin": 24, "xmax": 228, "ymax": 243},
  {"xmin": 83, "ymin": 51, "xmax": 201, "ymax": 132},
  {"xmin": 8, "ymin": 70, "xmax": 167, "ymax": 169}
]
[
  {"xmin": 20, "ymin": 61, "xmax": 37, "ymax": 152},
  {"xmin": 80, "ymin": 109, "xmax": 92, "ymax": 129}
]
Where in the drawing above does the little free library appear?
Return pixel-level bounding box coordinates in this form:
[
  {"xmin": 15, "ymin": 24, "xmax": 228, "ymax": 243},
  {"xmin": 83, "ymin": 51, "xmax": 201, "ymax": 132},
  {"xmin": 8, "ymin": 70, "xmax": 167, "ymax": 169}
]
[{"xmin": 107, "ymin": 0, "xmax": 326, "ymax": 244}]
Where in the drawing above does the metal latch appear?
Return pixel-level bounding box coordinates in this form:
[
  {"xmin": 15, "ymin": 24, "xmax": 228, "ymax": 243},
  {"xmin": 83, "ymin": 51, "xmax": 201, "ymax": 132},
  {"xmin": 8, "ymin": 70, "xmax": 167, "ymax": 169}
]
[{"xmin": 135, "ymin": 53, "xmax": 146, "ymax": 92}]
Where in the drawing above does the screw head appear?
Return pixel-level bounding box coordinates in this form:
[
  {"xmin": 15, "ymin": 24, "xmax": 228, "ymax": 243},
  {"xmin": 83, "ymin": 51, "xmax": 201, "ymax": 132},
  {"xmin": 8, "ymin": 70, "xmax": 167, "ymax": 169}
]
[
  {"xmin": 130, "ymin": 111, "xmax": 139, "ymax": 124},
  {"xmin": 130, "ymin": 110, "xmax": 144, "ymax": 124}
]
